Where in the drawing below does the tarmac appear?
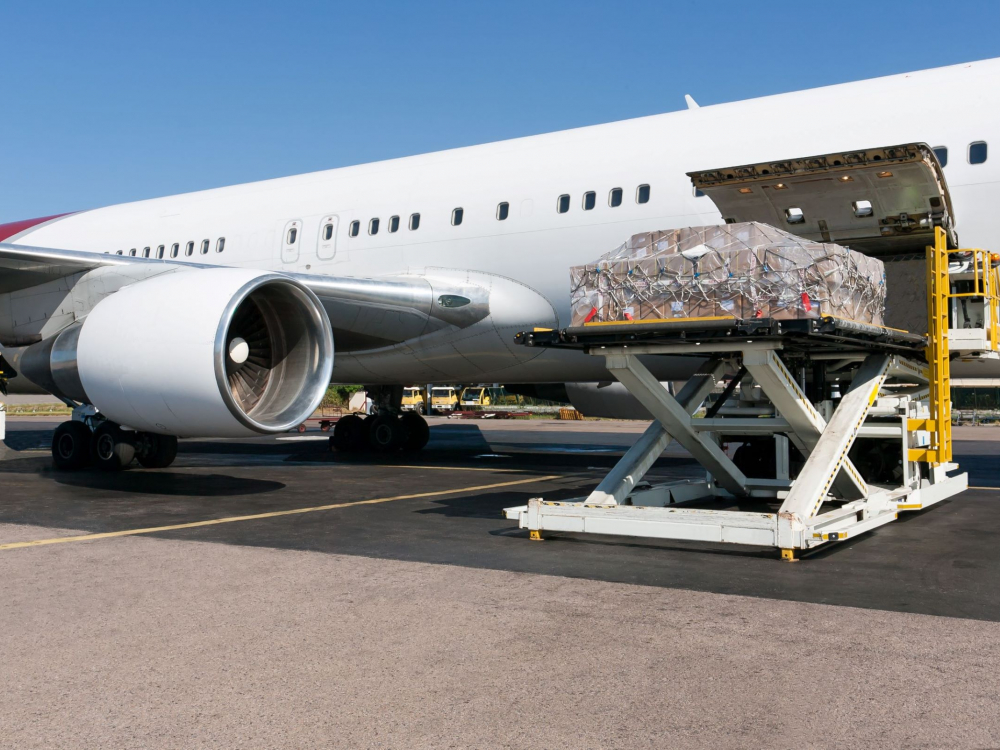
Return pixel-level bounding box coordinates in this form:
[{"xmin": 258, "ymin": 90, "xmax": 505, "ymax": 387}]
[{"xmin": 1, "ymin": 416, "xmax": 999, "ymax": 748}]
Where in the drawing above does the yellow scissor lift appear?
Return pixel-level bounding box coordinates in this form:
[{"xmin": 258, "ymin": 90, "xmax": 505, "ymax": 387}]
[{"xmin": 504, "ymin": 226, "xmax": 995, "ymax": 559}]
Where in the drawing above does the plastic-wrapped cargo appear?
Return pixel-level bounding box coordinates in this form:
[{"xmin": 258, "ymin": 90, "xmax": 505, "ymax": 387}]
[{"xmin": 570, "ymin": 222, "xmax": 886, "ymax": 327}]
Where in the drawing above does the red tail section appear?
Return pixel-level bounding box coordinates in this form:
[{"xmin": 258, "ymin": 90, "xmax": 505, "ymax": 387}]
[{"xmin": 0, "ymin": 213, "xmax": 72, "ymax": 242}]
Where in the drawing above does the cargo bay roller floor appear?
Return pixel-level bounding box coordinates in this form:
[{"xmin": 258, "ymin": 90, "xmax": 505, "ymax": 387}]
[{"xmin": 2, "ymin": 417, "xmax": 1000, "ymax": 748}]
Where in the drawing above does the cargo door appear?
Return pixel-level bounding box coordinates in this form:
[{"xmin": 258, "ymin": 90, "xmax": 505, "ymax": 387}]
[{"xmin": 688, "ymin": 143, "xmax": 957, "ymax": 256}]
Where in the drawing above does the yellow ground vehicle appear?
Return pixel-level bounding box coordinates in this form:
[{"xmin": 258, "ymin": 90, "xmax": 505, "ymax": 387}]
[
  {"xmin": 460, "ymin": 386, "xmax": 493, "ymax": 407},
  {"xmin": 400, "ymin": 386, "xmax": 426, "ymax": 414},
  {"xmin": 430, "ymin": 386, "xmax": 460, "ymax": 414},
  {"xmin": 460, "ymin": 385, "xmax": 523, "ymax": 408}
]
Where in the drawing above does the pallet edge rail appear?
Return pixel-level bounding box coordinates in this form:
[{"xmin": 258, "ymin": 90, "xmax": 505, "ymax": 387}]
[{"xmin": 503, "ymin": 227, "xmax": 992, "ymax": 560}]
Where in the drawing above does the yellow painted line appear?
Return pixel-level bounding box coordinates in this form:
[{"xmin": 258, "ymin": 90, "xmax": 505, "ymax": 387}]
[
  {"xmin": 380, "ymin": 465, "xmax": 536, "ymax": 473},
  {"xmin": 0, "ymin": 474, "xmax": 563, "ymax": 552}
]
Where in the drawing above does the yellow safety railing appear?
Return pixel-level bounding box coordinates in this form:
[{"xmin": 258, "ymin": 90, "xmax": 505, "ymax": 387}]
[
  {"xmin": 918, "ymin": 228, "xmax": 1000, "ymax": 465},
  {"xmin": 947, "ymin": 245, "xmax": 1000, "ymax": 353},
  {"xmin": 922, "ymin": 227, "xmax": 952, "ymax": 465}
]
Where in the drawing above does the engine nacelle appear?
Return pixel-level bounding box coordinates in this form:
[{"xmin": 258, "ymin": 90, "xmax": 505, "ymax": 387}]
[{"xmin": 19, "ymin": 268, "xmax": 334, "ymax": 437}]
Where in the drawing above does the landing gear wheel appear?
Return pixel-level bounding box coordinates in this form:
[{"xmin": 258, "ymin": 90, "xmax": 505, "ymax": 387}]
[
  {"xmin": 331, "ymin": 414, "xmax": 365, "ymax": 452},
  {"xmin": 91, "ymin": 422, "xmax": 135, "ymax": 471},
  {"xmin": 400, "ymin": 412, "xmax": 430, "ymax": 452},
  {"xmin": 368, "ymin": 414, "xmax": 404, "ymax": 452},
  {"xmin": 137, "ymin": 433, "xmax": 178, "ymax": 469},
  {"xmin": 51, "ymin": 421, "xmax": 92, "ymax": 471}
]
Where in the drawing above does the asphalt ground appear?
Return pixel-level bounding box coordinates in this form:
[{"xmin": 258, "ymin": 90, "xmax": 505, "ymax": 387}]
[{"xmin": 2, "ymin": 417, "xmax": 1000, "ymax": 747}]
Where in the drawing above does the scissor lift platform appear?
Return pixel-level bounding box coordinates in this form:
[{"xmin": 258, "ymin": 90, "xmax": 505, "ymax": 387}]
[{"xmin": 504, "ymin": 229, "xmax": 980, "ymax": 560}]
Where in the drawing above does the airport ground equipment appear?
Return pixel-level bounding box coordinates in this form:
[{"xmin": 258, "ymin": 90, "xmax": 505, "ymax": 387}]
[{"xmin": 505, "ymin": 229, "xmax": 993, "ymax": 558}]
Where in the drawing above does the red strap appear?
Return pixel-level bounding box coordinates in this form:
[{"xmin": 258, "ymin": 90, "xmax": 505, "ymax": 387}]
[
  {"xmin": 584, "ymin": 306, "xmax": 598, "ymax": 323},
  {"xmin": 801, "ymin": 293, "xmax": 812, "ymax": 312}
]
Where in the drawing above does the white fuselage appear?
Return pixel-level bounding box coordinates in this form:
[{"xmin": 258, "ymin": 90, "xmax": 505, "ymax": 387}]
[{"xmin": 6, "ymin": 58, "xmax": 1000, "ymax": 384}]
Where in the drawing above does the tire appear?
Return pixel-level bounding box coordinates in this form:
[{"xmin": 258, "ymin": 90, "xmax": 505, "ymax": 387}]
[
  {"xmin": 367, "ymin": 414, "xmax": 403, "ymax": 452},
  {"xmin": 331, "ymin": 414, "xmax": 365, "ymax": 452},
  {"xmin": 51, "ymin": 421, "xmax": 92, "ymax": 471},
  {"xmin": 137, "ymin": 434, "xmax": 178, "ymax": 469},
  {"xmin": 400, "ymin": 412, "xmax": 430, "ymax": 452},
  {"xmin": 416, "ymin": 402, "xmax": 425, "ymax": 415},
  {"xmin": 91, "ymin": 422, "xmax": 136, "ymax": 471}
]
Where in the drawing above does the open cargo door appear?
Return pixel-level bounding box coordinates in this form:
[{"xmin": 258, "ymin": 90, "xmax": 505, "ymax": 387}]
[{"xmin": 688, "ymin": 143, "xmax": 957, "ymax": 257}]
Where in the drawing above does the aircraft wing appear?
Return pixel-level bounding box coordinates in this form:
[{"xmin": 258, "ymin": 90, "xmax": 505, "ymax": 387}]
[
  {"xmin": 0, "ymin": 242, "xmax": 491, "ymax": 351},
  {"xmin": 0, "ymin": 243, "xmax": 125, "ymax": 293}
]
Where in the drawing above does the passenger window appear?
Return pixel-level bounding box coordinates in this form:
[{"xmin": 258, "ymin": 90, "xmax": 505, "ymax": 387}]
[
  {"xmin": 369, "ymin": 218, "xmax": 379, "ymax": 235},
  {"xmin": 170, "ymin": 243, "xmax": 179, "ymax": 258},
  {"xmin": 185, "ymin": 241, "xmax": 194, "ymax": 256},
  {"xmin": 582, "ymin": 192, "xmax": 596, "ymax": 210},
  {"xmin": 156, "ymin": 245, "xmax": 164, "ymax": 258},
  {"xmin": 637, "ymin": 184, "xmax": 651, "ymax": 204},
  {"xmin": 388, "ymin": 215, "xmax": 400, "ymax": 233},
  {"xmin": 200, "ymin": 239, "xmax": 210, "ymax": 254},
  {"xmin": 557, "ymin": 194, "xmax": 570, "ymax": 214},
  {"xmin": 409, "ymin": 213, "xmax": 420, "ymax": 230},
  {"xmin": 142, "ymin": 246, "xmax": 150, "ymax": 257},
  {"xmin": 129, "ymin": 248, "xmax": 136, "ymax": 256},
  {"xmin": 323, "ymin": 223, "xmax": 334, "ymax": 241},
  {"xmin": 497, "ymin": 202, "xmax": 509, "ymax": 220},
  {"xmin": 216, "ymin": 237, "xmax": 225, "ymax": 253},
  {"xmin": 452, "ymin": 208, "xmax": 464, "ymax": 226},
  {"xmin": 609, "ymin": 188, "xmax": 623, "ymax": 207},
  {"xmin": 970, "ymin": 141, "xmax": 988, "ymax": 165},
  {"xmin": 349, "ymin": 220, "xmax": 360, "ymax": 237},
  {"xmin": 933, "ymin": 146, "xmax": 948, "ymax": 168},
  {"xmin": 286, "ymin": 227, "xmax": 297, "ymax": 245}
]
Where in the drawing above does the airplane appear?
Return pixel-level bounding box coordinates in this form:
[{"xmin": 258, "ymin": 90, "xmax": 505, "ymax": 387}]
[{"xmin": 2, "ymin": 57, "xmax": 999, "ymax": 470}]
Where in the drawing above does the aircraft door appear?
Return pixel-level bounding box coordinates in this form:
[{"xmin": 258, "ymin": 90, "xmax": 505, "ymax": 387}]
[
  {"xmin": 317, "ymin": 215, "xmax": 339, "ymax": 260},
  {"xmin": 281, "ymin": 219, "xmax": 302, "ymax": 264}
]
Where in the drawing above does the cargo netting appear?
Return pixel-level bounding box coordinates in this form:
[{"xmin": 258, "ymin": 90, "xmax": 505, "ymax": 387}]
[{"xmin": 570, "ymin": 222, "xmax": 886, "ymax": 327}]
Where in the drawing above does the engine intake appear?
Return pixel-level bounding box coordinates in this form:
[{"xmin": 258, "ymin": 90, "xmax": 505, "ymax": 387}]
[{"xmin": 19, "ymin": 269, "xmax": 334, "ymax": 437}]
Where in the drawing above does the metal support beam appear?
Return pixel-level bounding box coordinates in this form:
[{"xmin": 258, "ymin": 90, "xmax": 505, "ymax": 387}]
[
  {"xmin": 743, "ymin": 348, "xmax": 868, "ymax": 500},
  {"xmin": 603, "ymin": 351, "xmax": 748, "ymax": 496},
  {"xmin": 778, "ymin": 353, "xmax": 891, "ymax": 525},
  {"xmin": 585, "ymin": 359, "xmax": 725, "ymax": 505}
]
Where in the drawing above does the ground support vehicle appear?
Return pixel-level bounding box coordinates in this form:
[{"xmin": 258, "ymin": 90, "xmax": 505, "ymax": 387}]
[
  {"xmin": 401, "ymin": 387, "xmax": 427, "ymax": 414},
  {"xmin": 430, "ymin": 386, "xmax": 460, "ymax": 414},
  {"xmin": 505, "ymin": 229, "xmax": 988, "ymax": 560}
]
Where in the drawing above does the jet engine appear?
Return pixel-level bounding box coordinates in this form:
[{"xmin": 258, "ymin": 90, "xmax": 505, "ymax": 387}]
[{"xmin": 19, "ymin": 268, "xmax": 334, "ymax": 437}]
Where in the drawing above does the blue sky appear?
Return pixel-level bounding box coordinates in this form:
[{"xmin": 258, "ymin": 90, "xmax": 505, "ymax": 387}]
[{"xmin": 2, "ymin": 0, "xmax": 998, "ymax": 222}]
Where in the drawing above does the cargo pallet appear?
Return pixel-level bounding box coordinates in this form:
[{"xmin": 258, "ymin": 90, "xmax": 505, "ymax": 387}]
[{"xmin": 504, "ymin": 228, "xmax": 996, "ymax": 559}]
